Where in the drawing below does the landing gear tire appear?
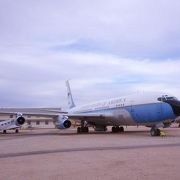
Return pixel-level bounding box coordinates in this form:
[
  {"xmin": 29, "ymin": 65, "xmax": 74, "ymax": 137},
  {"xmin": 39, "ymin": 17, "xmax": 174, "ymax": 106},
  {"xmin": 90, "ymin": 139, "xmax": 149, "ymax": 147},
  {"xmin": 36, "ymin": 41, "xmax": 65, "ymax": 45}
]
[
  {"xmin": 104, "ymin": 127, "xmax": 108, "ymax": 132},
  {"xmin": 112, "ymin": 126, "xmax": 117, "ymax": 133},
  {"xmin": 156, "ymin": 129, "xmax": 160, "ymax": 136},
  {"xmin": 119, "ymin": 126, "xmax": 124, "ymax": 132},
  {"xmin": 77, "ymin": 127, "xmax": 89, "ymax": 133},
  {"xmin": 77, "ymin": 127, "xmax": 81, "ymax": 133},
  {"xmin": 115, "ymin": 126, "xmax": 120, "ymax": 132},
  {"xmin": 3, "ymin": 130, "xmax": 7, "ymax": 134},
  {"xmin": 85, "ymin": 127, "xmax": 89, "ymax": 133},
  {"xmin": 112, "ymin": 126, "xmax": 124, "ymax": 133},
  {"xmin": 15, "ymin": 129, "xmax": 19, "ymax": 133},
  {"xmin": 150, "ymin": 128, "xmax": 160, "ymax": 136}
]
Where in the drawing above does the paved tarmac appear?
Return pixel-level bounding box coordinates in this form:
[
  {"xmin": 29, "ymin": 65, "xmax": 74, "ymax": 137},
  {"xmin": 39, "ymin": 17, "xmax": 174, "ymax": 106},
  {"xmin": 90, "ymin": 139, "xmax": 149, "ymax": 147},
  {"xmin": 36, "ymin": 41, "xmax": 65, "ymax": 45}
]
[{"xmin": 0, "ymin": 126, "xmax": 180, "ymax": 180}]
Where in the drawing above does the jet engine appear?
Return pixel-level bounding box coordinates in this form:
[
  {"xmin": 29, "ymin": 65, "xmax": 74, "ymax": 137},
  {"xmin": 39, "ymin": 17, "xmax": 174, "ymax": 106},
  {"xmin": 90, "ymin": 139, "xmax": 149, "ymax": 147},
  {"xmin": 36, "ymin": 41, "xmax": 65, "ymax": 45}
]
[
  {"xmin": 15, "ymin": 116, "xmax": 26, "ymax": 126},
  {"xmin": 55, "ymin": 115, "xmax": 71, "ymax": 129}
]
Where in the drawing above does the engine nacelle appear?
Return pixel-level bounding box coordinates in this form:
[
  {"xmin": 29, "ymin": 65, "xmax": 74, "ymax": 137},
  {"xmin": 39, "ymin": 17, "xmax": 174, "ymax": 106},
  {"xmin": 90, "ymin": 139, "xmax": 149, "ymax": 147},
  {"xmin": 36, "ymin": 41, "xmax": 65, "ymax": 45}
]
[
  {"xmin": 55, "ymin": 115, "xmax": 71, "ymax": 129},
  {"xmin": 16, "ymin": 116, "xmax": 26, "ymax": 126}
]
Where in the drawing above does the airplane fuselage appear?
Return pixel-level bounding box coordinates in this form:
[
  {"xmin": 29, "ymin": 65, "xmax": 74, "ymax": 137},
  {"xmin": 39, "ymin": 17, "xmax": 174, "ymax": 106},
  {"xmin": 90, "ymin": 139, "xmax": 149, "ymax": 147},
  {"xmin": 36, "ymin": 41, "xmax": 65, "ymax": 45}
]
[
  {"xmin": 0, "ymin": 119, "xmax": 18, "ymax": 131},
  {"xmin": 0, "ymin": 114, "xmax": 25, "ymax": 133},
  {"xmin": 69, "ymin": 92, "xmax": 176, "ymax": 127}
]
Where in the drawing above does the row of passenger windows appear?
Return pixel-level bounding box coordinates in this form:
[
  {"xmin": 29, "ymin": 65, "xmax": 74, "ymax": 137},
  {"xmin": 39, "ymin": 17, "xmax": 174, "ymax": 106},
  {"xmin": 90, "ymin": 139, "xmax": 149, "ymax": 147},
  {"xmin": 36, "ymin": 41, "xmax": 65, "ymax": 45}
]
[
  {"xmin": 1, "ymin": 121, "xmax": 50, "ymax": 126},
  {"xmin": 1, "ymin": 121, "xmax": 13, "ymax": 126}
]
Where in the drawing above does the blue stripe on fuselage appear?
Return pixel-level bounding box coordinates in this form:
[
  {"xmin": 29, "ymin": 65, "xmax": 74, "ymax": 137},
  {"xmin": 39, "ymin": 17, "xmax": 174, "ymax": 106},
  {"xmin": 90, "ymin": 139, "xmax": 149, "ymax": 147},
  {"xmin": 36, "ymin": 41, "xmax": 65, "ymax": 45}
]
[{"xmin": 125, "ymin": 102, "xmax": 175, "ymax": 124}]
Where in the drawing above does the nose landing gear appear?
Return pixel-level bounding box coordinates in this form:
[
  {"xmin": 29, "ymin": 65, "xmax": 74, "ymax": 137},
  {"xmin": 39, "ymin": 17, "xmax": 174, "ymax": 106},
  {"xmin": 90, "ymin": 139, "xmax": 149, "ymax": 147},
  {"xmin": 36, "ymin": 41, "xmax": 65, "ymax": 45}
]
[{"xmin": 150, "ymin": 127, "xmax": 160, "ymax": 136}]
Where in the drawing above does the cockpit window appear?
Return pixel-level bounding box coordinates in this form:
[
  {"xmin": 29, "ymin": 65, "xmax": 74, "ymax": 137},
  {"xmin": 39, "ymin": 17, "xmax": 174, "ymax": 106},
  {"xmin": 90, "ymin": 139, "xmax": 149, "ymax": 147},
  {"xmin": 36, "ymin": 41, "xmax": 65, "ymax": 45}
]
[
  {"xmin": 158, "ymin": 95, "xmax": 178, "ymax": 101},
  {"xmin": 167, "ymin": 97, "xmax": 178, "ymax": 100}
]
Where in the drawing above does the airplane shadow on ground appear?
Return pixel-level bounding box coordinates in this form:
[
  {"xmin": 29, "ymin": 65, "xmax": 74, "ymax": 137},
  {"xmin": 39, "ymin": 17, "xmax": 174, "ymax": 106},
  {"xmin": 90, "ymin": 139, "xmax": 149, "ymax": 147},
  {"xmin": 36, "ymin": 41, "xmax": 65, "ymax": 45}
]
[
  {"xmin": 0, "ymin": 129, "xmax": 156, "ymax": 138},
  {"xmin": 1, "ymin": 127, "xmax": 180, "ymax": 138}
]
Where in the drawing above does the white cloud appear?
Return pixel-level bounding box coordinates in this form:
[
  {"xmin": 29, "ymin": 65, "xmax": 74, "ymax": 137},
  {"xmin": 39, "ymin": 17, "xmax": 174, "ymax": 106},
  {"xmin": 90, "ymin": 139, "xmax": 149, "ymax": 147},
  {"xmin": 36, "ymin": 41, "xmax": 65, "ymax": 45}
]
[
  {"xmin": 0, "ymin": 0, "xmax": 180, "ymax": 107},
  {"xmin": 1, "ymin": 0, "xmax": 180, "ymax": 57},
  {"xmin": 0, "ymin": 46, "xmax": 180, "ymax": 107}
]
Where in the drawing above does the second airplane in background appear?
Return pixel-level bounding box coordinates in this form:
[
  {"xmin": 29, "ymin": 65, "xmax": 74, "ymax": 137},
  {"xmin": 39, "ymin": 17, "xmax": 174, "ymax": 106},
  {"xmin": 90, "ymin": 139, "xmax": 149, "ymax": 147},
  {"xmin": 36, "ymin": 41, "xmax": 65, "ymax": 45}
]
[{"xmin": 0, "ymin": 113, "xmax": 25, "ymax": 133}]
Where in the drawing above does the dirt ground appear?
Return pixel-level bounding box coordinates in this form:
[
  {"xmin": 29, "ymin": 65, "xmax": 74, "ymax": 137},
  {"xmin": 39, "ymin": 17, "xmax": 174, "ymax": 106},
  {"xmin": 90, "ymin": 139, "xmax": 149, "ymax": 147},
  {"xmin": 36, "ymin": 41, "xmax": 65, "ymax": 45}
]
[{"xmin": 0, "ymin": 126, "xmax": 180, "ymax": 180}]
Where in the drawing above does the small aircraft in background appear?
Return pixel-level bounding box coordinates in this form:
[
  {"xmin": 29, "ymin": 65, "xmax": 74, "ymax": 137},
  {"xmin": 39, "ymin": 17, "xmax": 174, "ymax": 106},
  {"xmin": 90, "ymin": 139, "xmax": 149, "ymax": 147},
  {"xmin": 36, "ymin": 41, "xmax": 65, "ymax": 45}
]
[{"xmin": 0, "ymin": 113, "xmax": 25, "ymax": 134}]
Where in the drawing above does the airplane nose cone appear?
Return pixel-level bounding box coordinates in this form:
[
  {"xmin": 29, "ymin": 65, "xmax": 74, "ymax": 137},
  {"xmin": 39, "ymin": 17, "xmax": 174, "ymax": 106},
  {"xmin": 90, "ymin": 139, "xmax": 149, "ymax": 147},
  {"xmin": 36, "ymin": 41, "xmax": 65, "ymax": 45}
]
[{"xmin": 164, "ymin": 100, "xmax": 180, "ymax": 116}]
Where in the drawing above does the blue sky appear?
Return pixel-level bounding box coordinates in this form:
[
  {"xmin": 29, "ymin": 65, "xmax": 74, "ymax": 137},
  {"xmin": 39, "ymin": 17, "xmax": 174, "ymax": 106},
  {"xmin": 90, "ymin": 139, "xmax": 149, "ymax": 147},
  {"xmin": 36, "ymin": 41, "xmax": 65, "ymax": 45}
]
[{"xmin": 0, "ymin": 0, "xmax": 180, "ymax": 108}]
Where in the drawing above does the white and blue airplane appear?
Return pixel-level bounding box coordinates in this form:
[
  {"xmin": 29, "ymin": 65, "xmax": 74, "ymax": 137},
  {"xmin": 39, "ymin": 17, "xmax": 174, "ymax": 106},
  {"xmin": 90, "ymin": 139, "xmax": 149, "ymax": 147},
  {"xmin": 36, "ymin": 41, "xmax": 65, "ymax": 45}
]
[
  {"xmin": 1, "ymin": 81, "xmax": 180, "ymax": 136},
  {"xmin": 53, "ymin": 81, "xmax": 180, "ymax": 136},
  {"xmin": 0, "ymin": 113, "xmax": 25, "ymax": 134}
]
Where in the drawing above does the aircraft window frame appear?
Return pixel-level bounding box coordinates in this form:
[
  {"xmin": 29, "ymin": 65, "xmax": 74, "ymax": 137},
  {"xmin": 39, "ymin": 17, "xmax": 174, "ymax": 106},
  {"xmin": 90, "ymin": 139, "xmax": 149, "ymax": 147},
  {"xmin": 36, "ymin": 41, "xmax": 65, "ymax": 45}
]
[
  {"xmin": 158, "ymin": 96, "xmax": 178, "ymax": 101},
  {"xmin": 166, "ymin": 97, "xmax": 178, "ymax": 100}
]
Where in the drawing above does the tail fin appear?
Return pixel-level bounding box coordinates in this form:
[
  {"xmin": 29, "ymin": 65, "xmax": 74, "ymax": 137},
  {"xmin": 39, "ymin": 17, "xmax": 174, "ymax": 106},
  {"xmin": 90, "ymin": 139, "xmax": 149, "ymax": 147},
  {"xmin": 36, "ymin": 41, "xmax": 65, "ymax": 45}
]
[{"xmin": 66, "ymin": 80, "xmax": 75, "ymax": 109}]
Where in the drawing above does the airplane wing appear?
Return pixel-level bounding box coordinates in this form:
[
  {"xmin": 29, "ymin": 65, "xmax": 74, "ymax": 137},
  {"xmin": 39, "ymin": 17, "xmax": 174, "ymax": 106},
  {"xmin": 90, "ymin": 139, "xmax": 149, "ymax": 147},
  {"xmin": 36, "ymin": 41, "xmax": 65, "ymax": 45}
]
[
  {"xmin": 0, "ymin": 110, "xmax": 108, "ymax": 123},
  {"xmin": 0, "ymin": 108, "xmax": 64, "ymax": 117},
  {"xmin": 0, "ymin": 110, "xmax": 111, "ymax": 129},
  {"xmin": 0, "ymin": 111, "xmax": 59, "ymax": 118},
  {"xmin": 41, "ymin": 109, "xmax": 68, "ymax": 114},
  {"xmin": 0, "ymin": 110, "xmax": 106, "ymax": 119}
]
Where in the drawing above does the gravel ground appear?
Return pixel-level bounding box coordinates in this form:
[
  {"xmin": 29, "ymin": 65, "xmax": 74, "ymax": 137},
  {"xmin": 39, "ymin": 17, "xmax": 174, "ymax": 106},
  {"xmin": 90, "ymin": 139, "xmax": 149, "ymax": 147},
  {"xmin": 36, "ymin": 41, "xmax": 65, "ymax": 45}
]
[{"xmin": 0, "ymin": 126, "xmax": 180, "ymax": 180}]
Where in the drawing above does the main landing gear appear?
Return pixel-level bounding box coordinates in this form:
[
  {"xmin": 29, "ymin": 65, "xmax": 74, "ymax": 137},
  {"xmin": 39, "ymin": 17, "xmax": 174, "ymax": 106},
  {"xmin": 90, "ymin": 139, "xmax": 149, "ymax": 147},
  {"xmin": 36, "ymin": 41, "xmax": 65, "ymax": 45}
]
[
  {"xmin": 77, "ymin": 127, "xmax": 89, "ymax": 133},
  {"xmin": 3, "ymin": 130, "xmax": 7, "ymax": 134},
  {"xmin": 150, "ymin": 127, "xmax": 160, "ymax": 136},
  {"xmin": 2, "ymin": 129, "xmax": 19, "ymax": 134},
  {"xmin": 111, "ymin": 126, "xmax": 124, "ymax": 133},
  {"xmin": 77, "ymin": 120, "xmax": 89, "ymax": 133}
]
